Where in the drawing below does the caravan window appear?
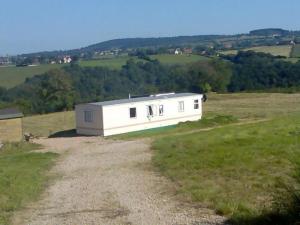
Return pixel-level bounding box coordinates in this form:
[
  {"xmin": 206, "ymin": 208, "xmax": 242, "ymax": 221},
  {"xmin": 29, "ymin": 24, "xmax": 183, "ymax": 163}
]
[
  {"xmin": 159, "ymin": 105, "xmax": 164, "ymax": 116},
  {"xmin": 147, "ymin": 105, "xmax": 153, "ymax": 116},
  {"xmin": 194, "ymin": 99, "xmax": 199, "ymax": 109},
  {"xmin": 84, "ymin": 111, "xmax": 93, "ymax": 123},
  {"xmin": 178, "ymin": 101, "xmax": 184, "ymax": 112},
  {"xmin": 129, "ymin": 107, "xmax": 137, "ymax": 118}
]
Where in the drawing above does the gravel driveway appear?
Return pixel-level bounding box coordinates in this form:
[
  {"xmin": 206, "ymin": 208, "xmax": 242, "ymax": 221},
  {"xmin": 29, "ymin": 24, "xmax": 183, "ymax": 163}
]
[{"xmin": 13, "ymin": 137, "xmax": 226, "ymax": 225}]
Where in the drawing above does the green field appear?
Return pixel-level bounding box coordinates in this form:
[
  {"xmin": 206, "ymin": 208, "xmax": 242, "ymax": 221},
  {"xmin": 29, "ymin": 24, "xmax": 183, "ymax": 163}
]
[
  {"xmin": 220, "ymin": 45, "xmax": 292, "ymax": 57},
  {"xmin": 153, "ymin": 113, "xmax": 300, "ymax": 223},
  {"xmin": 0, "ymin": 54, "xmax": 208, "ymax": 89},
  {"xmin": 79, "ymin": 56, "xmax": 134, "ymax": 69},
  {"xmin": 151, "ymin": 54, "xmax": 209, "ymax": 64},
  {"xmin": 79, "ymin": 54, "xmax": 208, "ymax": 68},
  {"xmin": 0, "ymin": 142, "xmax": 57, "ymax": 225},
  {"xmin": 291, "ymin": 44, "xmax": 300, "ymax": 58},
  {"xmin": 0, "ymin": 64, "xmax": 63, "ymax": 89}
]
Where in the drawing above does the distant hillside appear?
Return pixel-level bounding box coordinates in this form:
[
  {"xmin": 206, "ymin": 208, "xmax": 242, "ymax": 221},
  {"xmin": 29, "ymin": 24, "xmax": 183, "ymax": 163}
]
[
  {"xmin": 22, "ymin": 35, "xmax": 229, "ymax": 57},
  {"xmin": 82, "ymin": 35, "xmax": 226, "ymax": 51},
  {"xmin": 20, "ymin": 28, "xmax": 300, "ymax": 59},
  {"xmin": 250, "ymin": 28, "xmax": 300, "ymax": 36},
  {"xmin": 250, "ymin": 28, "xmax": 290, "ymax": 36}
]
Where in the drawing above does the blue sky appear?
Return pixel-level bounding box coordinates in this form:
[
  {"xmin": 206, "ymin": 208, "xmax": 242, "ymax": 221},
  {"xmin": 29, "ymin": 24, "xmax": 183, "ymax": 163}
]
[{"xmin": 0, "ymin": 0, "xmax": 299, "ymax": 55}]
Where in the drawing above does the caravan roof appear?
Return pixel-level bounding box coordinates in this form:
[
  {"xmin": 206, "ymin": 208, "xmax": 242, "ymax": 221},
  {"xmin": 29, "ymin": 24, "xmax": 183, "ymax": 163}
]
[{"xmin": 88, "ymin": 93, "xmax": 201, "ymax": 107}]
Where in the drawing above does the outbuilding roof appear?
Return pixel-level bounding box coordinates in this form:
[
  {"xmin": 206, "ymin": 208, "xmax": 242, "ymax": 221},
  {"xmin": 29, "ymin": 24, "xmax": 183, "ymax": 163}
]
[
  {"xmin": 88, "ymin": 93, "xmax": 202, "ymax": 107},
  {"xmin": 0, "ymin": 108, "xmax": 23, "ymax": 120}
]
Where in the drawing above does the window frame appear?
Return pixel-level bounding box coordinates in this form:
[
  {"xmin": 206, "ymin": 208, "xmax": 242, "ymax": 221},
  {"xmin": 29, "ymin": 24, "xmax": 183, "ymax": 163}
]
[
  {"xmin": 178, "ymin": 101, "xmax": 184, "ymax": 112},
  {"xmin": 159, "ymin": 105, "xmax": 164, "ymax": 116},
  {"xmin": 84, "ymin": 110, "xmax": 93, "ymax": 123},
  {"xmin": 147, "ymin": 105, "xmax": 154, "ymax": 117},
  {"xmin": 194, "ymin": 99, "xmax": 199, "ymax": 109},
  {"xmin": 129, "ymin": 107, "xmax": 137, "ymax": 119}
]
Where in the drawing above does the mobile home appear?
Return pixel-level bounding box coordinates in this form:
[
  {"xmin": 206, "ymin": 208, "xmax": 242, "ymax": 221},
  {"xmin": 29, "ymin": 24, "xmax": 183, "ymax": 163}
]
[{"xmin": 75, "ymin": 93, "xmax": 203, "ymax": 136}]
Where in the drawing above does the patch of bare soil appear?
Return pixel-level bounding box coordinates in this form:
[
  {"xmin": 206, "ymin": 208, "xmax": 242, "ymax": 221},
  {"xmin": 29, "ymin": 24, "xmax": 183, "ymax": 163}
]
[{"xmin": 12, "ymin": 137, "xmax": 226, "ymax": 225}]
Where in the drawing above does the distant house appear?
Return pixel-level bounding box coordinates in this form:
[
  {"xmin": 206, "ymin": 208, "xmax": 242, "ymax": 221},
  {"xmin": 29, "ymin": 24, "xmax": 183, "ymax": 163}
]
[
  {"xmin": 75, "ymin": 92, "xmax": 203, "ymax": 136},
  {"xmin": 183, "ymin": 48, "xmax": 193, "ymax": 54},
  {"xmin": 0, "ymin": 108, "xmax": 24, "ymax": 142},
  {"xmin": 0, "ymin": 57, "xmax": 11, "ymax": 65},
  {"xmin": 174, "ymin": 48, "xmax": 182, "ymax": 55},
  {"xmin": 63, "ymin": 56, "xmax": 72, "ymax": 64}
]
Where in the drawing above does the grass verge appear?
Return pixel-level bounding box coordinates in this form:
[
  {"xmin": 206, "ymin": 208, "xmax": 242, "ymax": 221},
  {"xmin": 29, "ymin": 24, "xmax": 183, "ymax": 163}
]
[
  {"xmin": 152, "ymin": 113, "xmax": 300, "ymax": 223},
  {"xmin": 0, "ymin": 142, "xmax": 57, "ymax": 225}
]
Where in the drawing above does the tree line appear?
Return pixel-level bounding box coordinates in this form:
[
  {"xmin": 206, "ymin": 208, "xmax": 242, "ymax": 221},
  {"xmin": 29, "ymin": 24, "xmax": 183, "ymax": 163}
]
[{"xmin": 0, "ymin": 51, "xmax": 299, "ymax": 114}]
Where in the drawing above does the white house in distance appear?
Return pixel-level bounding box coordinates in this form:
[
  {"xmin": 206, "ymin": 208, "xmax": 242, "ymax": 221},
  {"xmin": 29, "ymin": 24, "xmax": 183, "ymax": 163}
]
[{"xmin": 75, "ymin": 92, "xmax": 203, "ymax": 136}]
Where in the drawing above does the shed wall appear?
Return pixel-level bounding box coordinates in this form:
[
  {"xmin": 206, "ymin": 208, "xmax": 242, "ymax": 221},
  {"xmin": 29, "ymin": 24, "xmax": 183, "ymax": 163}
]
[
  {"xmin": 75, "ymin": 104, "xmax": 104, "ymax": 135},
  {"xmin": 0, "ymin": 118, "xmax": 23, "ymax": 142}
]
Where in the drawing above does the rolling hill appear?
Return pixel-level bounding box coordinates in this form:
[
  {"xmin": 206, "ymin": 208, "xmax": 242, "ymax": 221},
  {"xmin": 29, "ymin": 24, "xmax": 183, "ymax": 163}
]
[{"xmin": 20, "ymin": 28, "xmax": 300, "ymax": 59}]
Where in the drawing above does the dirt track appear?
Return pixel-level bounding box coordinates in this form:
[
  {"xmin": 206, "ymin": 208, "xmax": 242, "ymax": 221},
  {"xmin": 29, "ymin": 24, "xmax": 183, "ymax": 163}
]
[{"xmin": 13, "ymin": 137, "xmax": 225, "ymax": 225}]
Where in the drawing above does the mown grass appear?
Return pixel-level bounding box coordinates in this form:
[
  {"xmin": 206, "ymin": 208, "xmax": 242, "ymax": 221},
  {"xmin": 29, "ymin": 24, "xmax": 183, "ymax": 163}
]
[
  {"xmin": 0, "ymin": 142, "xmax": 57, "ymax": 225},
  {"xmin": 152, "ymin": 113, "xmax": 300, "ymax": 222}
]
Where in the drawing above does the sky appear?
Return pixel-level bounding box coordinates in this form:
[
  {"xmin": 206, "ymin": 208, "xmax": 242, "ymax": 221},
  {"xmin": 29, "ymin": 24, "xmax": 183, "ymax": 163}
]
[{"xmin": 0, "ymin": 0, "xmax": 299, "ymax": 55}]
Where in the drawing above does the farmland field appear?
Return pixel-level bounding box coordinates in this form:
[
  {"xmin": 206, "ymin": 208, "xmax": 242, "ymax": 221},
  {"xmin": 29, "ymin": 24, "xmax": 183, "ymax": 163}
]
[
  {"xmin": 79, "ymin": 56, "xmax": 134, "ymax": 69},
  {"xmin": 291, "ymin": 44, "xmax": 300, "ymax": 58},
  {"xmin": 0, "ymin": 64, "xmax": 62, "ymax": 88},
  {"xmin": 79, "ymin": 54, "xmax": 208, "ymax": 68},
  {"xmin": 151, "ymin": 54, "xmax": 209, "ymax": 64},
  {"xmin": 220, "ymin": 45, "xmax": 292, "ymax": 57},
  {"xmin": 0, "ymin": 54, "xmax": 208, "ymax": 88}
]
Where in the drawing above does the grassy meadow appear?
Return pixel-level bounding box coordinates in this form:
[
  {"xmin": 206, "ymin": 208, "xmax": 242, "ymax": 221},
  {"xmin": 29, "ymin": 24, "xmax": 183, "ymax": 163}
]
[
  {"xmin": 0, "ymin": 54, "xmax": 208, "ymax": 88},
  {"xmin": 0, "ymin": 142, "xmax": 57, "ymax": 225},
  {"xmin": 152, "ymin": 113, "xmax": 300, "ymax": 223}
]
